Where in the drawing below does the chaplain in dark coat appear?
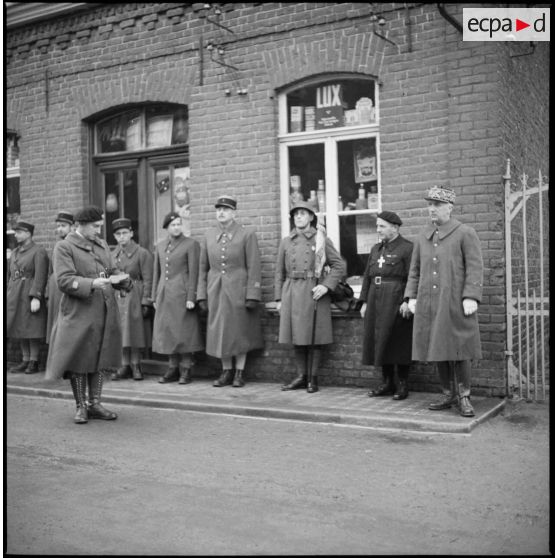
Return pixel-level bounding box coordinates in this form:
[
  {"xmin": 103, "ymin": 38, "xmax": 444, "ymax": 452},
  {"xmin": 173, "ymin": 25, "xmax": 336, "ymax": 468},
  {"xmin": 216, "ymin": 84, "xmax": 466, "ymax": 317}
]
[
  {"xmin": 46, "ymin": 211, "xmax": 74, "ymax": 345},
  {"xmin": 7, "ymin": 221, "xmax": 49, "ymax": 375},
  {"xmin": 46, "ymin": 205, "xmax": 131, "ymax": 424},
  {"xmin": 110, "ymin": 218, "xmax": 154, "ymax": 381},
  {"xmin": 275, "ymin": 201, "xmax": 346, "ymax": 393},
  {"xmin": 197, "ymin": 196, "xmax": 264, "ymax": 388},
  {"xmin": 404, "ymin": 186, "xmax": 483, "ymax": 418},
  {"xmin": 152, "ymin": 212, "xmax": 204, "ymax": 385},
  {"xmin": 359, "ymin": 210, "xmax": 414, "ymax": 400}
]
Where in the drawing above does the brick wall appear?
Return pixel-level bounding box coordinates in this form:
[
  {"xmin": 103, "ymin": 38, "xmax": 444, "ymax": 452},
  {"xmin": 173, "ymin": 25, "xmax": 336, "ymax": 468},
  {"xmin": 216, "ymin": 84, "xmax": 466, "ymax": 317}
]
[{"xmin": 6, "ymin": 3, "xmax": 550, "ymax": 396}]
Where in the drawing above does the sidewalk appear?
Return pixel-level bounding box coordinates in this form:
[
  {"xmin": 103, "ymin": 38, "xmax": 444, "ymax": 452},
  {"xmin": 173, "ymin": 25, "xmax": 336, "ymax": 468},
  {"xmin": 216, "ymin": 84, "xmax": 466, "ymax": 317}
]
[{"xmin": 6, "ymin": 370, "xmax": 506, "ymax": 434}]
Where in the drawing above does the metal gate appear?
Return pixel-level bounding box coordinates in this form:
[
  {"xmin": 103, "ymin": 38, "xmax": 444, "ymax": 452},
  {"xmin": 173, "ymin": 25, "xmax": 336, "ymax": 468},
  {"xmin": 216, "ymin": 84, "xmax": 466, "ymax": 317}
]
[{"xmin": 504, "ymin": 159, "xmax": 549, "ymax": 401}]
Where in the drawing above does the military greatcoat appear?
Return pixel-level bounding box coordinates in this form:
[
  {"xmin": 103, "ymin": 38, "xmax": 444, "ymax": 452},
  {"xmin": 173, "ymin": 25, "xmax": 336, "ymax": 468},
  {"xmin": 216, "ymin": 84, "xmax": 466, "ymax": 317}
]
[
  {"xmin": 113, "ymin": 240, "xmax": 153, "ymax": 349},
  {"xmin": 274, "ymin": 227, "xmax": 346, "ymax": 346},
  {"xmin": 198, "ymin": 221, "xmax": 263, "ymax": 358},
  {"xmin": 46, "ymin": 244, "xmax": 63, "ymax": 343},
  {"xmin": 404, "ymin": 218, "xmax": 483, "ymax": 362},
  {"xmin": 360, "ymin": 234, "xmax": 414, "ymax": 366},
  {"xmin": 7, "ymin": 240, "xmax": 49, "ymax": 339},
  {"xmin": 45, "ymin": 232, "xmax": 128, "ymax": 379},
  {"xmin": 152, "ymin": 234, "xmax": 204, "ymax": 355}
]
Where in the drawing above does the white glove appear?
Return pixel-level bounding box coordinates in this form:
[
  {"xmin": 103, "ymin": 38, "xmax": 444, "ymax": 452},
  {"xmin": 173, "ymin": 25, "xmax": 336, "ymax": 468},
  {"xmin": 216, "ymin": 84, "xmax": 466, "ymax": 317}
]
[
  {"xmin": 276, "ymin": 301, "xmax": 281, "ymax": 312},
  {"xmin": 359, "ymin": 302, "xmax": 367, "ymax": 319},
  {"xmin": 408, "ymin": 299, "xmax": 417, "ymax": 314},
  {"xmin": 463, "ymin": 298, "xmax": 478, "ymax": 316}
]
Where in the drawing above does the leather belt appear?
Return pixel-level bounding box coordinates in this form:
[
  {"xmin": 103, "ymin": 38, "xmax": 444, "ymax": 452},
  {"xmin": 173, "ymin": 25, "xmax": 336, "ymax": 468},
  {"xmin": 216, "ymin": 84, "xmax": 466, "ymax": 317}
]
[
  {"xmin": 289, "ymin": 271, "xmax": 316, "ymax": 279},
  {"xmin": 374, "ymin": 276, "xmax": 404, "ymax": 285}
]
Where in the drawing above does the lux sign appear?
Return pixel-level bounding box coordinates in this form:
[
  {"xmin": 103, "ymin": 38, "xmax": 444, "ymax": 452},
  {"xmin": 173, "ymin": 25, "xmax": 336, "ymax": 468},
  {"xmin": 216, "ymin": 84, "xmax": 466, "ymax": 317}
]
[{"xmin": 316, "ymin": 84, "xmax": 342, "ymax": 108}]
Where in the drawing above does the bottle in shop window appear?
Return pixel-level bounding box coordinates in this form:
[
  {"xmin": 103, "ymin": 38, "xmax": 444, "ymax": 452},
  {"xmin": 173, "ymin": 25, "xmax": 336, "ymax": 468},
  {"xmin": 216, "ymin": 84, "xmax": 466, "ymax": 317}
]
[
  {"xmin": 317, "ymin": 179, "xmax": 326, "ymax": 212},
  {"xmin": 355, "ymin": 184, "xmax": 367, "ymax": 209},
  {"xmin": 308, "ymin": 190, "xmax": 319, "ymax": 212}
]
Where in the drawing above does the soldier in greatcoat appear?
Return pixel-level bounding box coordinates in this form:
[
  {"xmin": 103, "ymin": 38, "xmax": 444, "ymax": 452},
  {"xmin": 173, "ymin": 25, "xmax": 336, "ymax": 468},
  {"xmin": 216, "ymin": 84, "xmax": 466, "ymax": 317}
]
[
  {"xmin": 275, "ymin": 201, "xmax": 346, "ymax": 393},
  {"xmin": 46, "ymin": 206, "xmax": 132, "ymax": 424},
  {"xmin": 152, "ymin": 212, "xmax": 204, "ymax": 385},
  {"xmin": 111, "ymin": 218, "xmax": 154, "ymax": 381},
  {"xmin": 46, "ymin": 211, "xmax": 74, "ymax": 345},
  {"xmin": 359, "ymin": 210, "xmax": 414, "ymax": 400},
  {"xmin": 405, "ymin": 186, "xmax": 483, "ymax": 417},
  {"xmin": 197, "ymin": 196, "xmax": 263, "ymax": 388},
  {"xmin": 7, "ymin": 221, "xmax": 49, "ymax": 374}
]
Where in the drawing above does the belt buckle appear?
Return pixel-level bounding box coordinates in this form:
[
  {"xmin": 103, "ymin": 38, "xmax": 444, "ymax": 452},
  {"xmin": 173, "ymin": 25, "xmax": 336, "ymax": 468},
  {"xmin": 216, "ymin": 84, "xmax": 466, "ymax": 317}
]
[{"xmin": 374, "ymin": 276, "xmax": 382, "ymax": 285}]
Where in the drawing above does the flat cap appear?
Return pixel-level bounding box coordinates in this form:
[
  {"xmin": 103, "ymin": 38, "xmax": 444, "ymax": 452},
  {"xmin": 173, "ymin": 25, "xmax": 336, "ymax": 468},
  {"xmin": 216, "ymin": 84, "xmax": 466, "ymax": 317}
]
[
  {"xmin": 162, "ymin": 211, "xmax": 181, "ymax": 229},
  {"xmin": 14, "ymin": 221, "xmax": 34, "ymax": 234},
  {"xmin": 425, "ymin": 186, "xmax": 456, "ymax": 204},
  {"xmin": 290, "ymin": 200, "xmax": 317, "ymax": 217},
  {"xmin": 75, "ymin": 205, "xmax": 104, "ymax": 223},
  {"xmin": 112, "ymin": 217, "xmax": 132, "ymax": 232},
  {"xmin": 55, "ymin": 211, "xmax": 75, "ymax": 225},
  {"xmin": 215, "ymin": 196, "xmax": 237, "ymax": 210},
  {"xmin": 377, "ymin": 210, "xmax": 402, "ymax": 226}
]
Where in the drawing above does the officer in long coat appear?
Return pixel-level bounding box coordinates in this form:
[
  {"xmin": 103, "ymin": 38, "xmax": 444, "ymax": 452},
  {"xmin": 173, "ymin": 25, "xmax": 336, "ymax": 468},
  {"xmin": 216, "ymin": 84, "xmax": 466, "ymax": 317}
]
[
  {"xmin": 197, "ymin": 196, "xmax": 263, "ymax": 388},
  {"xmin": 152, "ymin": 212, "xmax": 204, "ymax": 385},
  {"xmin": 111, "ymin": 218, "xmax": 154, "ymax": 381},
  {"xmin": 46, "ymin": 206, "xmax": 131, "ymax": 424},
  {"xmin": 275, "ymin": 201, "xmax": 346, "ymax": 393},
  {"xmin": 7, "ymin": 221, "xmax": 49, "ymax": 374},
  {"xmin": 46, "ymin": 211, "xmax": 74, "ymax": 345},
  {"xmin": 359, "ymin": 210, "xmax": 414, "ymax": 400},
  {"xmin": 405, "ymin": 186, "xmax": 483, "ymax": 417}
]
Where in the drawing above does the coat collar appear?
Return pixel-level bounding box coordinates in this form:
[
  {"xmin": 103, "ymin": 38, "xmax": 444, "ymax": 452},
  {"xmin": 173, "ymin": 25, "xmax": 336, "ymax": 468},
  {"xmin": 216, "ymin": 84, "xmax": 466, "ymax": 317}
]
[
  {"xmin": 216, "ymin": 220, "xmax": 240, "ymax": 241},
  {"xmin": 13, "ymin": 240, "xmax": 35, "ymax": 254},
  {"xmin": 423, "ymin": 218, "xmax": 461, "ymax": 240},
  {"xmin": 114, "ymin": 240, "xmax": 139, "ymax": 259},
  {"xmin": 289, "ymin": 226, "xmax": 317, "ymax": 240},
  {"xmin": 66, "ymin": 231, "xmax": 105, "ymax": 252},
  {"xmin": 165, "ymin": 233, "xmax": 185, "ymax": 252}
]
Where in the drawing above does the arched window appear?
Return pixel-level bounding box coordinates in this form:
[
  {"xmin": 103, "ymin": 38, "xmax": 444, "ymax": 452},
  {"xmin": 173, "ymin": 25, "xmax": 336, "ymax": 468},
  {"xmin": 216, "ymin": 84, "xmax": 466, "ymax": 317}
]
[
  {"xmin": 90, "ymin": 103, "xmax": 189, "ymax": 249},
  {"xmin": 278, "ymin": 74, "xmax": 380, "ymax": 286}
]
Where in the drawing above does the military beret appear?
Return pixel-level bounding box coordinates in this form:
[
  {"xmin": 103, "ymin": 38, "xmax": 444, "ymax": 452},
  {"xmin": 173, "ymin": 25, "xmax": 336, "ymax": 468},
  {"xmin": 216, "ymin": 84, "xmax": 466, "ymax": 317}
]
[
  {"xmin": 75, "ymin": 205, "xmax": 104, "ymax": 223},
  {"xmin": 377, "ymin": 210, "xmax": 402, "ymax": 226},
  {"xmin": 112, "ymin": 217, "xmax": 132, "ymax": 232},
  {"xmin": 55, "ymin": 211, "xmax": 75, "ymax": 225},
  {"xmin": 162, "ymin": 211, "xmax": 181, "ymax": 229},
  {"xmin": 215, "ymin": 196, "xmax": 237, "ymax": 210},
  {"xmin": 425, "ymin": 185, "xmax": 456, "ymax": 204},
  {"xmin": 289, "ymin": 200, "xmax": 317, "ymax": 217},
  {"xmin": 14, "ymin": 221, "xmax": 34, "ymax": 234}
]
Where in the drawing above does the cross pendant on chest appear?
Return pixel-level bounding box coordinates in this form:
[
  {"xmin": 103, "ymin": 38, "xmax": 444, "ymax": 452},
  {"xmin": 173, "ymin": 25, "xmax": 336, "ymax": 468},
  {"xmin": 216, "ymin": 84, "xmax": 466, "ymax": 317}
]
[{"xmin": 377, "ymin": 255, "xmax": 386, "ymax": 268}]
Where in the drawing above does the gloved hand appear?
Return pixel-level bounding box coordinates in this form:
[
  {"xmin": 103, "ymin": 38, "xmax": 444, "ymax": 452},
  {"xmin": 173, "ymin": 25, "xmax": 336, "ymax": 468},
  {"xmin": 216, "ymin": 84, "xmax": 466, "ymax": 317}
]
[
  {"xmin": 142, "ymin": 305, "xmax": 151, "ymax": 318},
  {"xmin": 408, "ymin": 299, "xmax": 417, "ymax": 314},
  {"xmin": 186, "ymin": 301, "xmax": 195, "ymax": 310},
  {"xmin": 463, "ymin": 298, "xmax": 478, "ymax": 316},
  {"xmin": 399, "ymin": 301, "xmax": 413, "ymax": 319},
  {"xmin": 245, "ymin": 299, "xmax": 258, "ymax": 310},
  {"xmin": 276, "ymin": 301, "xmax": 282, "ymax": 312},
  {"xmin": 312, "ymin": 284, "xmax": 328, "ymax": 300},
  {"xmin": 359, "ymin": 302, "xmax": 367, "ymax": 319},
  {"xmin": 30, "ymin": 297, "xmax": 41, "ymax": 313},
  {"xmin": 198, "ymin": 300, "xmax": 208, "ymax": 316}
]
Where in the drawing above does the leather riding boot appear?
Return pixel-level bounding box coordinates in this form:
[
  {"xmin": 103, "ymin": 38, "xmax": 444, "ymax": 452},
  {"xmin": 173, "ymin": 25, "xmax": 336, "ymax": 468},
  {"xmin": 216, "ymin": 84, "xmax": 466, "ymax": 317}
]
[
  {"xmin": 392, "ymin": 366, "xmax": 409, "ymax": 400},
  {"xmin": 112, "ymin": 364, "xmax": 133, "ymax": 381},
  {"xmin": 178, "ymin": 365, "xmax": 192, "ymax": 385},
  {"xmin": 87, "ymin": 372, "xmax": 118, "ymax": 420},
  {"xmin": 282, "ymin": 346, "xmax": 308, "ymax": 391},
  {"xmin": 213, "ymin": 369, "xmax": 234, "ymax": 387},
  {"xmin": 70, "ymin": 374, "xmax": 88, "ymax": 424},
  {"xmin": 131, "ymin": 362, "xmax": 144, "ymax": 381},
  {"xmin": 24, "ymin": 360, "xmax": 40, "ymax": 374},
  {"xmin": 159, "ymin": 366, "xmax": 179, "ymax": 384},
  {"xmin": 307, "ymin": 348, "xmax": 321, "ymax": 393},
  {"xmin": 11, "ymin": 361, "xmax": 30, "ymax": 373},
  {"xmin": 232, "ymin": 369, "xmax": 245, "ymax": 388},
  {"xmin": 368, "ymin": 366, "xmax": 395, "ymax": 397}
]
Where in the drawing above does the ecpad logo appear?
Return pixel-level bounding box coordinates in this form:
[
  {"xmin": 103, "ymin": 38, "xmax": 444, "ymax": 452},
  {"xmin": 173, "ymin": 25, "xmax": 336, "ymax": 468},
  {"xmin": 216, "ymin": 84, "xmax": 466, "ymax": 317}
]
[{"xmin": 463, "ymin": 8, "xmax": 550, "ymax": 41}]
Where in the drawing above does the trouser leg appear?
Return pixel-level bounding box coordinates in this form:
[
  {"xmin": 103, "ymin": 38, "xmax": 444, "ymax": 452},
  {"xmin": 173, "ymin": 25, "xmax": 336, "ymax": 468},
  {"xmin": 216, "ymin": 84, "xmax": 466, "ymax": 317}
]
[
  {"xmin": 87, "ymin": 371, "xmax": 118, "ymax": 420},
  {"xmin": 233, "ymin": 353, "xmax": 247, "ymax": 387},
  {"xmin": 159, "ymin": 355, "xmax": 180, "ymax": 383},
  {"xmin": 214, "ymin": 357, "xmax": 234, "ymax": 387},
  {"xmin": 368, "ymin": 364, "xmax": 395, "ymax": 397},
  {"xmin": 455, "ymin": 360, "xmax": 475, "ymax": 417},
  {"xmin": 113, "ymin": 348, "xmax": 133, "ymax": 380},
  {"xmin": 307, "ymin": 347, "xmax": 321, "ymax": 393},
  {"xmin": 178, "ymin": 353, "xmax": 193, "ymax": 384},
  {"xmin": 130, "ymin": 348, "xmax": 143, "ymax": 380},
  {"xmin": 70, "ymin": 373, "xmax": 88, "ymax": 424},
  {"xmin": 428, "ymin": 362, "xmax": 457, "ymax": 411},
  {"xmin": 281, "ymin": 345, "xmax": 308, "ymax": 390},
  {"xmin": 393, "ymin": 365, "xmax": 410, "ymax": 400}
]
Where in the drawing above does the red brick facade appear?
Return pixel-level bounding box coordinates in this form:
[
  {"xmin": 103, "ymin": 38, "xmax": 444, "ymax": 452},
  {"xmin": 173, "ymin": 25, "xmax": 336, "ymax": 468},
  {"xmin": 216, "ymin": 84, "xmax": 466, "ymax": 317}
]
[{"xmin": 6, "ymin": 3, "xmax": 550, "ymax": 395}]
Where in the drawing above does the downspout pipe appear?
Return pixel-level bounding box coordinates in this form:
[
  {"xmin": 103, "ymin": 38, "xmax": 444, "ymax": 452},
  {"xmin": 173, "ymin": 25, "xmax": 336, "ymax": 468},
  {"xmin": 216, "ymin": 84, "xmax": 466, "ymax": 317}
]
[{"xmin": 437, "ymin": 3, "xmax": 463, "ymax": 33}]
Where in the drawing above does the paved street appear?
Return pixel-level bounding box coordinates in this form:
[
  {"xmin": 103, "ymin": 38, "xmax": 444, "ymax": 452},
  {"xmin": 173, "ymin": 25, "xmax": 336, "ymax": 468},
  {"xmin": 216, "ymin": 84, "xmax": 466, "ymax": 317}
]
[{"xmin": 6, "ymin": 393, "xmax": 550, "ymax": 555}]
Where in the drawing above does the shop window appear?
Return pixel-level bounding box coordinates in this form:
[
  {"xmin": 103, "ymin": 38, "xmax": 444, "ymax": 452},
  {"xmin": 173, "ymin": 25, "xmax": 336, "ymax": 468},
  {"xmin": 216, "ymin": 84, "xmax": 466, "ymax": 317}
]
[
  {"xmin": 6, "ymin": 131, "xmax": 20, "ymax": 260},
  {"xmin": 278, "ymin": 75, "xmax": 380, "ymax": 286},
  {"xmin": 91, "ymin": 103, "xmax": 189, "ymax": 250}
]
